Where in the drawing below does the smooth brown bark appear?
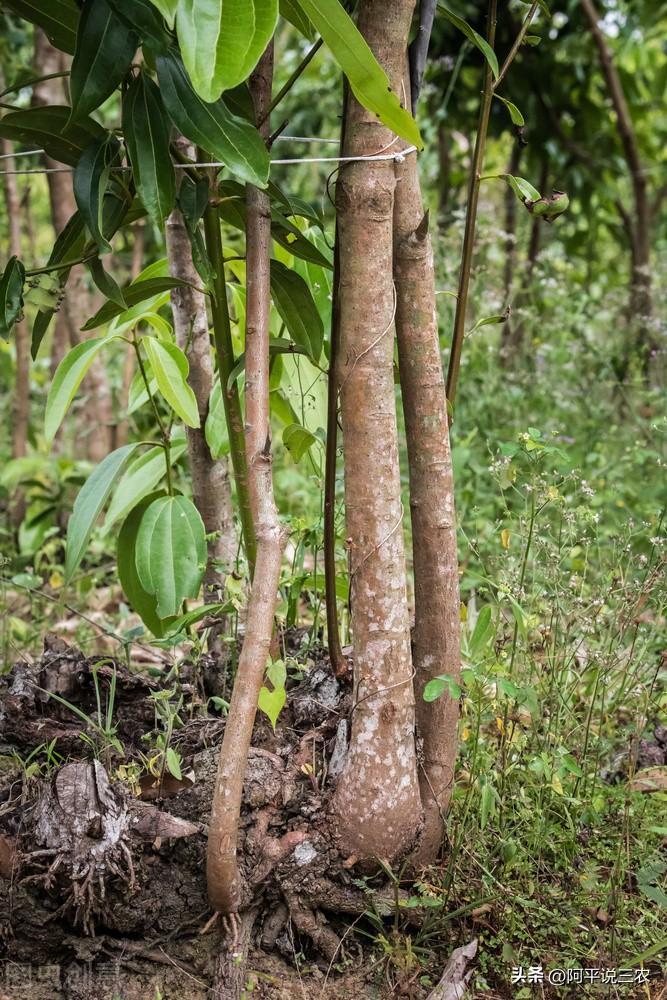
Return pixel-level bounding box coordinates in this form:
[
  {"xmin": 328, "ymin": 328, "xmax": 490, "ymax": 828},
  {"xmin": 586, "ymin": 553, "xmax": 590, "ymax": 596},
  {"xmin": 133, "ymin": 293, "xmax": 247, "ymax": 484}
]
[
  {"xmin": 32, "ymin": 30, "xmax": 114, "ymax": 461},
  {"xmin": 581, "ymin": 0, "xmax": 654, "ymax": 367},
  {"xmin": 207, "ymin": 45, "xmax": 285, "ymax": 914},
  {"xmin": 1, "ymin": 133, "xmax": 30, "ymax": 461},
  {"xmin": 164, "ymin": 157, "xmax": 236, "ymax": 597},
  {"xmin": 394, "ymin": 89, "xmax": 461, "ymax": 864},
  {"xmin": 331, "ymin": 0, "xmax": 423, "ymax": 861}
]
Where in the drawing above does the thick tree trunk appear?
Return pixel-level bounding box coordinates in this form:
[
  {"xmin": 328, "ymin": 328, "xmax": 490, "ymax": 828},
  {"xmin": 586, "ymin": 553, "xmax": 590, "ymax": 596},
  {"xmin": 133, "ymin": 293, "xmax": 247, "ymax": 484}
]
[
  {"xmin": 1, "ymin": 134, "xmax": 30, "ymax": 462},
  {"xmin": 581, "ymin": 0, "xmax": 656, "ymax": 372},
  {"xmin": 207, "ymin": 46, "xmax": 286, "ymax": 913},
  {"xmin": 32, "ymin": 30, "xmax": 114, "ymax": 461},
  {"xmin": 394, "ymin": 89, "xmax": 461, "ymax": 864},
  {"xmin": 332, "ymin": 0, "xmax": 423, "ymax": 862},
  {"xmin": 165, "ymin": 164, "xmax": 236, "ymax": 598}
]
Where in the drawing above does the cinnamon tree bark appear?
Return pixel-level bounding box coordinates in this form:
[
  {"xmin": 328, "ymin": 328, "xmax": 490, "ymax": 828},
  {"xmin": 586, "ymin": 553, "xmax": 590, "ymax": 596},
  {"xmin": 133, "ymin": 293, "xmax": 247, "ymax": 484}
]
[
  {"xmin": 581, "ymin": 0, "xmax": 655, "ymax": 370},
  {"xmin": 165, "ymin": 145, "xmax": 236, "ymax": 599},
  {"xmin": 393, "ymin": 74, "xmax": 461, "ymax": 864},
  {"xmin": 207, "ymin": 45, "xmax": 286, "ymax": 913},
  {"xmin": 331, "ymin": 0, "xmax": 423, "ymax": 861}
]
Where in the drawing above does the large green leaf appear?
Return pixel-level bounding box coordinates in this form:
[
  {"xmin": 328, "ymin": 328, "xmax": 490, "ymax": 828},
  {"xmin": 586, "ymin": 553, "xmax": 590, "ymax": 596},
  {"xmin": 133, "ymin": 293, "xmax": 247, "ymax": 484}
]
[
  {"xmin": 146, "ymin": 0, "xmax": 178, "ymax": 27},
  {"xmin": 87, "ymin": 257, "xmax": 127, "ymax": 308},
  {"xmin": 3, "ymin": 0, "xmax": 79, "ymax": 53},
  {"xmin": 205, "ymin": 382, "xmax": 229, "ymax": 459},
  {"xmin": 107, "ymin": 0, "xmax": 170, "ymax": 49},
  {"xmin": 82, "ymin": 276, "xmax": 186, "ymax": 330},
  {"xmin": 123, "ymin": 73, "xmax": 176, "ymax": 226},
  {"xmin": 105, "ymin": 434, "xmax": 188, "ymax": 529},
  {"xmin": 135, "ymin": 494, "xmax": 207, "ymax": 617},
  {"xmin": 117, "ymin": 491, "xmax": 175, "ymax": 637},
  {"xmin": 293, "ymin": 0, "xmax": 422, "ymax": 146},
  {"xmin": 282, "ymin": 422, "xmax": 318, "ymax": 463},
  {"xmin": 156, "ymin": 51, "xmax": 269, "ymax": 188},
  {"xmin": 270, "ymin": 260, "xmax": 324, "ymax": 361},
  {"xmin": 65, "ymin": 443, "xmax": 140, "ymax": 582},
  {"xmin": 176, "ymin": 0, "xmax": 278, "ymax": 103},
  {"xmin": 141, "ymin": 336, "xmax": 200, "ymax": 427},
  {"xmin": 73, "ymin": 135, "xmax": 121, "ymax": 254},
  {"xmin": 45, "ymin": 337, "xmax": 114, "ymax": 444},
  {"xmin": 0, "ymin": 106, "xmax": 106, "ymax": 167},
  {"xmin": 0, "ymin": 257, "xmax": 26, "ymax": 341},
  {"xmin": 70, "ymin": 0, "xmax": 138, "ymax": 122}
]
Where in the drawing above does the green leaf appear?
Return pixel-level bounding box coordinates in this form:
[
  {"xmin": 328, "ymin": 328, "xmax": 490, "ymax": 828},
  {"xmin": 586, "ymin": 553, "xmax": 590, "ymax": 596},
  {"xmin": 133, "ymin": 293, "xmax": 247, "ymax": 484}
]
[
  {"xmin": 66, "ymin": 443, "xmax": 140, "ymax": 582},
  {"xmin": 166, "ymin": 601, "xmax": 234, "ymax": 634},
  {"xmin": 135, "ymin": 494, "xmax": 207, "ymax": 617},
  {"xmin": 146, "ymin": 0, "xmax": 178, "ymax": 28},
  {"xmin": 469, "ymin": 605, "xmax": 494, "ymax": 659},
  {"xmin": 0, "ymin": 256, "xmax": 26, "ymax": 341},
  {"xmin": 82, "ymin": 276, "xmax": 186, "ymax": 330},
  {"xmin": 70, "ymin": 0, "xmax": 138, "ymax": 121},
  {"xmin": 205, "ymin": 382, "xmax": 230, "ymax": 459},
  {"xmin": 0, "ymin": 106, "xmax": 106, "ymax": 166},
  {"xmin": 279, "ymin": 0, "xmax": 313, "ymax": 38},
  {"xmin": 505, "ymin": 174, "xmax": 541, "ymax": 203},
  {"xmin": 107, "ymin": 0, "xmax": 170, "ymax": 49},
  {"xmin": 176, "ymin": 0, "xmax": 278, "ymax": 103},
  {"xmin": 270, "ymin": 259, "xmax": 324, "ymax": 361},
  {"xmin": 166, "ymin": 747, "xmax": 182, "ymax": 779},
  {"xmin": 73, "ymin": 135, "xmax": 121, "ymax": 254},
  {"xmin": 45, "ymin": 337, "xmax": 112, "ymax": 444},
  {"xmin": 87, "ymin": 257, "xmax": 127, "ymax": 308},
  {"xmin": 105, "ymin": 435, "xmax": 188, "ymax": 529},
  {"xmin": 258, "ymin": 659, "xmax": 287, "ymax": 731},
  {"xmin": 480, "ymin": 782, "xmax": 497, "ymax": 830},
  {"xmin": 282, "ymin": 422, "xmax": 318, "ymax": 463},
  {"xmin": 293, "ymin": 0, "xmax": 421, "ymax": 147},
  {"xmin": 508, "ymin": 594, "xmax": 528, "ymax": 637},
  {"xmin": 141, "ymin": 336, "xmax": 200, "ymax": 427},
  {"xmin": 438, "ymin": 4, "xmax": 499, "ymax": 79},
  {"xmin": 423, "ymin": 673, "xmax": 462, "ymax": 702},
  {"xmin": 227, "ymin": 337, "xmax": 309, "ymax": 392},
  {"xmin": 3, "ymin": 0, "xmax": 79, "ymax": 53},
  {"xmin": 494, "ymin": 94, "xmax": 525, "ymax": 126},
  {"xmin": 156, "ymin": 51, "xmax": 269, "ymax": 188},
  {"xmin": 117, "ymin": 491, "xmax": 175, "ymax": 636},
  {"xmin": 123, "ymin": 73, "xmax": 176, "ymax": 226}
]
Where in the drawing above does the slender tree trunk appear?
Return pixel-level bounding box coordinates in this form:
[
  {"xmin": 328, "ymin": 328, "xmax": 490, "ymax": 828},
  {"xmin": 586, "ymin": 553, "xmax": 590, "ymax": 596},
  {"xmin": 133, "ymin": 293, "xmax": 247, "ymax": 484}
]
[
  {"xmin": 581, "ymin": 0, "xmax": 656, "ymax": 372},
  {"xmin": 499, "ymin": 143, "xmax": 521, "ymax": 352},
  {"xmin": 114, "ymin": 223, "xmax": 145, "ymax": 448},
  {"xmin": 32, "ymin": 30, "xmax": 114, "ymax": 461},
  {"xmin": 394, "ymin": 79, "xmax": 461, "ymax": 864},
  {"xmin": 165, "ymin": 151, "xmax": 236, "ymax": 599},
  {"xmin": 207, "ymin": 45, "xmax": 286, "ymax": 913},
  {"xmin": 332, "ymin": 0, "xmax": 423, "ymax": 861},
  {"xmin": 0, "ymin": 133, "xmax": 30, "ymax": 462}
]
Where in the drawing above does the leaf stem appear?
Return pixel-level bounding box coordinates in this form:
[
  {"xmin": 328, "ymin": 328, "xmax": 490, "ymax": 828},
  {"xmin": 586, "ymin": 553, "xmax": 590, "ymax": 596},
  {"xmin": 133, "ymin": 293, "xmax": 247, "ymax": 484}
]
[
  {"xmin": 445, "ymin": 0, "xmax": 498, "ymax": 413},
  {"xmin": 0, "ymin": 70, "xmax": 69, "ymax": 100},
  {"xmin": 132, "ymin": 333, "xmax": 173, "ymax": 495},
  {"xmin": 493, "ymin": 2, "xmax": 539, "ymax": 91},
  {"xmin": 263, "ymin": 38, "xmax": 324, "ymax": 122}
]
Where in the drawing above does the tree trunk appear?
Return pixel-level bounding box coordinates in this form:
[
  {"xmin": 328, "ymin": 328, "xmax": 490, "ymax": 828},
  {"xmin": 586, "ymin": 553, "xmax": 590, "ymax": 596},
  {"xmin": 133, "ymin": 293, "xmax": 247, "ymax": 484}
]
[
  {"xmin": 581, "ymin": 0, "xmax": 656, "ymax": 372},
  {"xmin": 332, "ymin": 0, "xmax": 423, "ymax": 862},
  {"xmin": 207, "ymin": 45, "xmax": 286, "ymax": 914},
  {"xmin": 165, "ymin": 152, "xmax": 236, "ymax": 598},
  {"xmin": 394, "ymin": 83, "xmax": 461, "ymax": 865},
  {"xmin": 499, "ymin": 143, "xmax": 521, "ymax": 354},
  {"xmin": 32, "ymin": 29, "xmax": 114, "ymax": 461},
  {"xmin": 0, "ymin": 136, "xmax": 30, "ymax": 462}
]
